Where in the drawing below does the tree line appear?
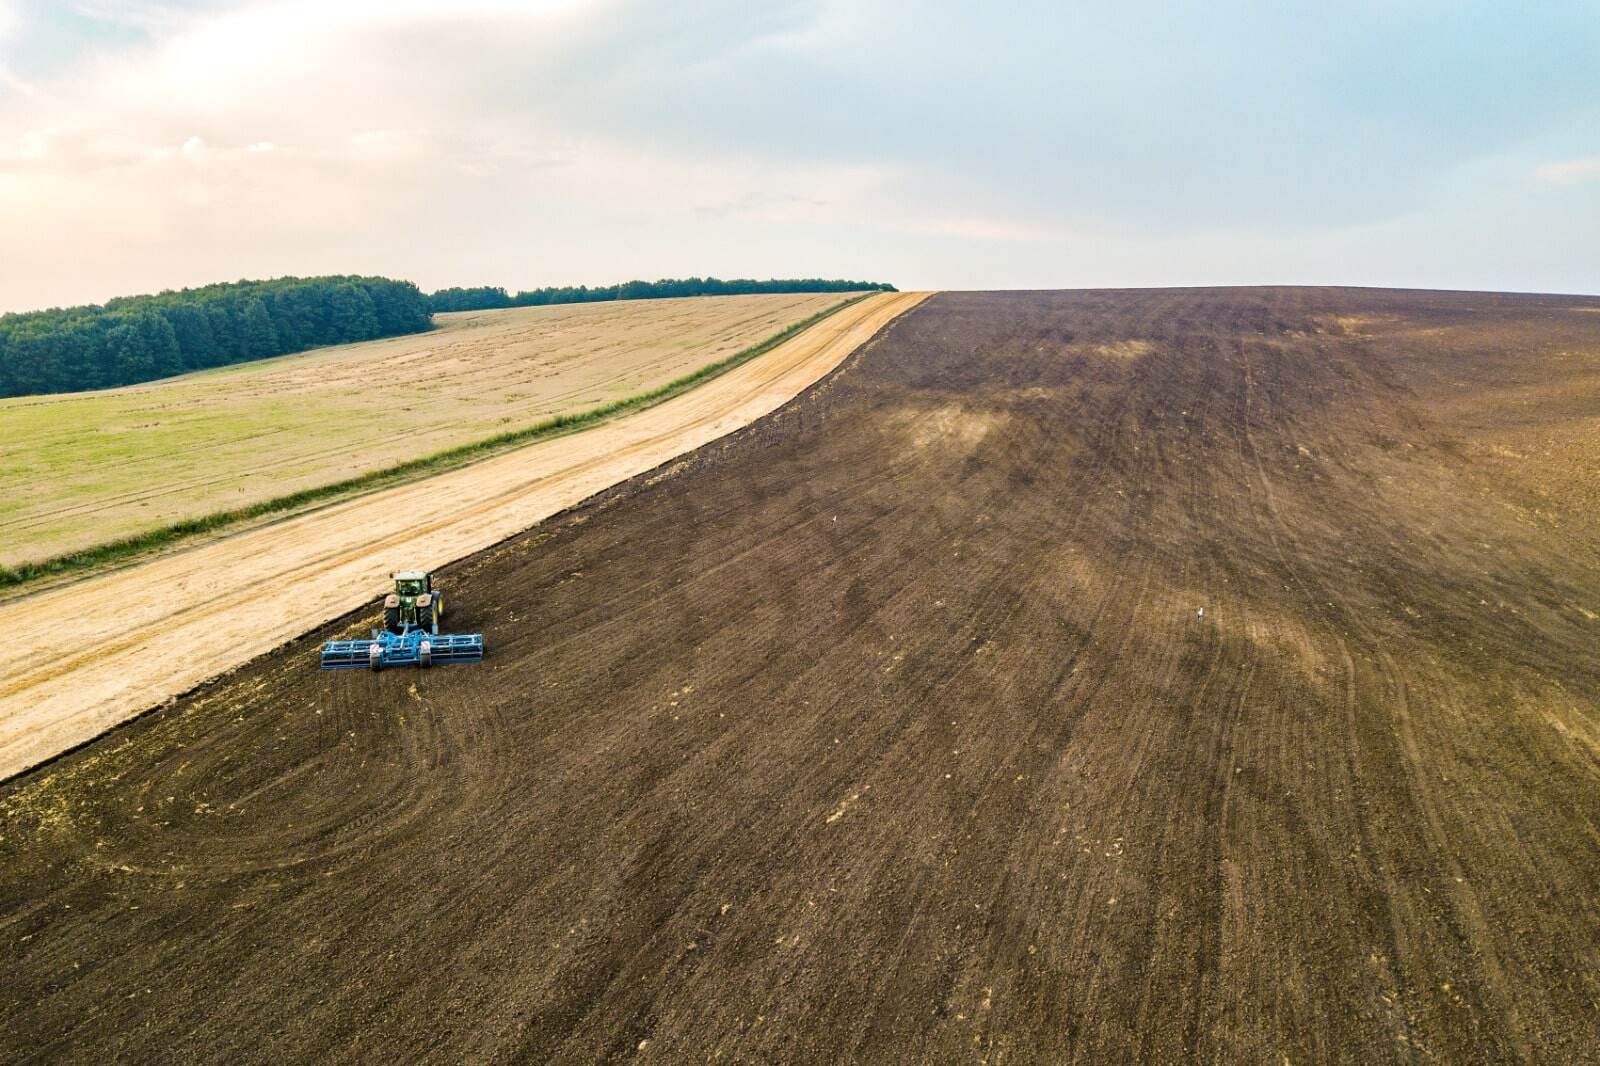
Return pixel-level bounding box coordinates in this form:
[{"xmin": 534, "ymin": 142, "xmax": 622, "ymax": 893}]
[
  {"xmin": 427, "ymin": 276, "xmax": 896, "ymax": 313},
  {"xmin": 0, "ymin": 276, "xmax": 432, "ymax": 398},
  {"xmin": 0, "ymin": 274, "xmax": 897, "ymax": 398}
]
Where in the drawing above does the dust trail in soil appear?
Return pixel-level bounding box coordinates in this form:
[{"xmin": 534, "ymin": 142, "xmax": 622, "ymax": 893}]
[{"xmin": 4, "ymin": 288, "xmax": 1600, "ymax": 1064}]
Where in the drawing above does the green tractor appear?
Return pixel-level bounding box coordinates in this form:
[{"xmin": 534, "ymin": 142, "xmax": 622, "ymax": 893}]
[
  {"xmin": 321, "ymin": 568, "xmax": 482, "ymax": 669},
  {"xmin": 384, "ymin": 570, "xmax": 445, "ymax": 635}
]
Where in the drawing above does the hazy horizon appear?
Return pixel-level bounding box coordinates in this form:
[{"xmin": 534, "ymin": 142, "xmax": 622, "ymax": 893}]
[{"xmin": 1, "ymin": 0, "xmax": 1596, "ymax": 313}]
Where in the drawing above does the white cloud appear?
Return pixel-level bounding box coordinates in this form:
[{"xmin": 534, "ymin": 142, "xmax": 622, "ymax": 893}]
[
  {"xmin": 0, "ymin": 0, "xmax": 1594, "ymax": 309},
  {"xmin": 889, "ymin": 216, "xmax": 1062, "ymax": 243},
  {"xmin": 15, "ymin": 129, "xmax": 48, "ymax": 160},
  {"xmin": 0, "ymin": 65, "xmax": 39, "ymax": 97},
  {"xmin": 1535, "ymin": 157, "xmax": 1600, "ymax": 185},
  {"xmin": 0, "ymin": 1, "xmax": 33, "ymax": 97},
  {"xmin": 0, "ymin": 0, "xmax": 921, "ymax": 311}
]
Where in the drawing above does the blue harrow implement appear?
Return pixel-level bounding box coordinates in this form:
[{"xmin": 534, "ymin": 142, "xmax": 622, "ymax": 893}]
[{"xmin": 321, "ymin": 626, "xmax": 485, "ymax": 670}]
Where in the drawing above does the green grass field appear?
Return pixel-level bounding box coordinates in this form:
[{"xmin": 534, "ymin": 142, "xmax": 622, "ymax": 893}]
[{"xmin": 1, "ymin": 293, "xmax": 846, "ymax": 568}]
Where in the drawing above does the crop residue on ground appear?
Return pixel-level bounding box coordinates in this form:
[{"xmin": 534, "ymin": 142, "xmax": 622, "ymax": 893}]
[{"xmin": 5, "ymin": 288, "xmax": 1600, "ymax": 1063}]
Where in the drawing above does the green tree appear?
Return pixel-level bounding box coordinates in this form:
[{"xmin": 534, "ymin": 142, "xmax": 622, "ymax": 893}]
[
  {"xmin": 328, "ymin": 284, "xmax": 380, "ymax": 342},
  {"xmin": 159, "ymin": 304, "xmax": 218, "ymax": 371},
  {"xmin": 242, "ymin": 298, "xmax": 281, "ymax": 358},
  {"xmin": 0, "ymin": 275, "xmax": 439, "ymax": 397}
]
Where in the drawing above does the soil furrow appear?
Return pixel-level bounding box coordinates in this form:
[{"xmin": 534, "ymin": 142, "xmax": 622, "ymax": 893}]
[{"xmin": 4, "ymin": 288, "xmax": 1600, "ymax": 1064}]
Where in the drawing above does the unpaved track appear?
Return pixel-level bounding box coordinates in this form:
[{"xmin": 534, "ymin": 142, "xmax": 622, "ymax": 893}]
[
  {"xmin": 5, "ymin": 289, "xmax": 1600, "ymax": 1064},
  {"xmin": 0, "ymin": 291, "xmax": 929, "ymax": 780},
  {"xmin": 1, "ymin": 292, "xmax": 847, "ymax": 563}
]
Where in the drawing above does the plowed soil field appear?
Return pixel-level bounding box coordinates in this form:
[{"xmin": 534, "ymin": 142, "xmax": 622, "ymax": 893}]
[
  {"xmin": 0, "ymin": 292, "xmax": 927, "ymax": 780},
  {"xmin": 5, "ymin": 288, "xmax": 1600, "ymax": 1064}
]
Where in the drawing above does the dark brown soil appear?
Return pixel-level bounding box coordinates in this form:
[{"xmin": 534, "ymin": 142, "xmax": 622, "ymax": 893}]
[{"xmin": 6, "ymin": 288, "xmax": 1600, "ymax": 1064}]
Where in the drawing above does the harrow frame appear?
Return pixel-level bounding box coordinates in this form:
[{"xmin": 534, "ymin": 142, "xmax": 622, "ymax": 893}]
[{"xmin": 321, "ymin": 626, "xmax": 484, "ymax": 670}]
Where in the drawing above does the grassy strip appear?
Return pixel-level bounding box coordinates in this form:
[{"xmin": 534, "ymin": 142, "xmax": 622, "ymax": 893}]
[{"xmin": 0, "ymin": 293, "xmax": 873, "ymax": 591}]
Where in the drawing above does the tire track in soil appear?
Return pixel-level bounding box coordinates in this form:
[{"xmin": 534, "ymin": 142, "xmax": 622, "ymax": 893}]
[
  {"xmin": 0, "ymin": 292, "xmax": 927, "ymax": 780},
  {"xmin": 5, "ymin": 288, "xmax": 1600, "ymax": 1064}
]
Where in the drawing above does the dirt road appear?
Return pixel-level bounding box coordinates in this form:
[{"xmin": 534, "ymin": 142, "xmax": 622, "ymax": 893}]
[
  {"xmin": 0, "ymin": 290, "xmax": 928, "ymax": 780},
  {"xmin": 1, "ymin": 292, "xmax": 847, "ymax": 564},
  {"xmin": 5, "ymin": 288, "xmax": 1600, "ymax": 1063}
]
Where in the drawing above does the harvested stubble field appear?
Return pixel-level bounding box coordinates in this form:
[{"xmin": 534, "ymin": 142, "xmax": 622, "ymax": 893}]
[
  {"xmin": 5, "ymin": 288, "xmax": 1600, "ymax": 1064},
  {"xmin": 0, "ymin": 292, "xmax": 844, "ymax": 565}
]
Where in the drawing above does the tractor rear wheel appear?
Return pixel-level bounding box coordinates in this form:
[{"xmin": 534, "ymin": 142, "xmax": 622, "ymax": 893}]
[
  {"xmin": 384, "ymin": 605, "xmax": 401, "ymax": 633},
  {"xmin": 417, "ymin": 606, "xmax": 435, "ymax": 634}
]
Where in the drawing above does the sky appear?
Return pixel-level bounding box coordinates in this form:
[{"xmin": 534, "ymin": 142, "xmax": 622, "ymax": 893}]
[{"xmin": 0, "ymin": 0, "xmax": 1596, "ymax": 312}]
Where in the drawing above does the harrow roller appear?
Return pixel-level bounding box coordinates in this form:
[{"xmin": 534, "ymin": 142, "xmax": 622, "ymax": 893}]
[{"xmin": 320, "ymin": 628, "xmax": 484, "ymax": 670}]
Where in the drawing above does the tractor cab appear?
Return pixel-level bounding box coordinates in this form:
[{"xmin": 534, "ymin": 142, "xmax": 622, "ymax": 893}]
[
  {"xmin": 384, "ymin": 570, "xmax": 444, "ymax": 634},
  {"xmin": 394, "ymin": 572, "xmax": 430, "ymax": 597}
]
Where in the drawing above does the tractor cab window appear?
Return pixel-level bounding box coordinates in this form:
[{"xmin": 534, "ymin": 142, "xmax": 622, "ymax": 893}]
[{"xmin": 396, "ymin": 579, "xmax": 425, "ymax": 595}]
